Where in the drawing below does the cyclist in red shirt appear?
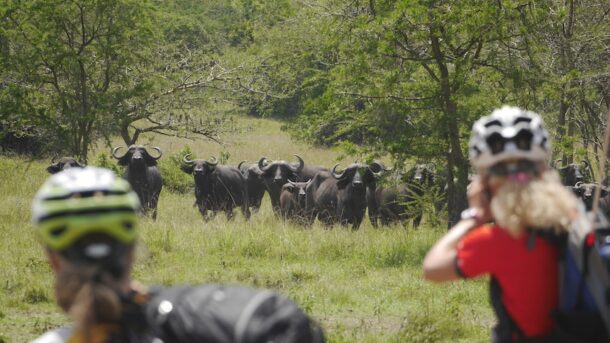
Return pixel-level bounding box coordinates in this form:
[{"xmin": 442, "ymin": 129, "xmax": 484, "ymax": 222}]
[{"xmin": 423, "ymin": 106, "xmax": 581, "ymax": 342}]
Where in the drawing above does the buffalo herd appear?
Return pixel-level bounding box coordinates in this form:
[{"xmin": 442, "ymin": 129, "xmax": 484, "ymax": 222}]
[{"xmin": 45, "ymin": 149, "xmax": 610, "ymax": 228}]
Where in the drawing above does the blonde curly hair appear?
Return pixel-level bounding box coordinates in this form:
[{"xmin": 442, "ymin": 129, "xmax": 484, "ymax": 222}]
[{"xmin": 490, "ymin": 169, "xmax": 579, "ymax": 237}]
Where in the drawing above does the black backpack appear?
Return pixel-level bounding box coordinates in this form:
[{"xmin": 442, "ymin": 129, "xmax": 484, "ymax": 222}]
[{"xmin": 143, "ymin": 284, "xmax": 325, "ymax": 343}]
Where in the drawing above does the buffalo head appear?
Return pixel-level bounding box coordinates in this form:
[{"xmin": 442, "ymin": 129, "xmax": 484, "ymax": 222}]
[
  {"xmin": 257, "ymin": 155, "xmax": 304, "ymax": 185},
  {"xmin": 555, "ymin": 160, "xmax": 591, "ymax": 186},
  {"xmin": 180, "ymin": 154, "xmax": 218, "ymax": 176},
  {"xmin": 571, "ymin": 182, "xmax": 609, "ymax": 210},
  {"xmin": 331, "ymin": 161, "xmax": 384, "ymax": 189},
  {"xmin": 238, "ymin": 161, "xmax": 262, "ymax": 180},
  {"xmin": 112, "ymin": 145, "xmax": 162, "ymax": 168},
  {"xmin": 46, "ymin": 156, "xmax": 85, "ymax": 174},
  {"xmin": 283, "ymin": 179, "xmax": 312, "ymax": 201}
]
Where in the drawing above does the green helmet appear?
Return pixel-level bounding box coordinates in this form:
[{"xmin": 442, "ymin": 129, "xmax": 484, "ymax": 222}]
[{"xmin": 32, "ymin": 167, "xmax": 140, "ymax": 251}]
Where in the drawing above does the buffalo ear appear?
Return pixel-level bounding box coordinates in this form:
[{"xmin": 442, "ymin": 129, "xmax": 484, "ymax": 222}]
[
  {"xmin": 336, "ymin": 178, "xmax": 350, "ymax": 189},
  {"xmin": 143, "ymin": 152, "xmax": 158, "ymax": 166},
  {"xmin": 180, "ymin": 164, "xmax": 194, "ymax": 174},
  {"xmin": 47, "ymin": 164, "xmax": 61, "ymax": 174},
  {"xmin": 251, "ymin": 167, "xmax": 263, "ymax": 178},
  {"xmin": 601, "ymin": 187, "xmax": 609, "ymax": 198},
  {"xmin": 117, "ymin": 156, "xmax": 130, "ymax": 166},
  {"xmin": 283, "ymin": 184, "xmax": 295, "ymax": 193}
]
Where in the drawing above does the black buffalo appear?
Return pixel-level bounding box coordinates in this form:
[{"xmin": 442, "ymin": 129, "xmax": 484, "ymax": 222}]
[
  {"xmin": 368, "ymin": 164, "xmax": 435, "ymax": 228},
  {"xmin": 46, "ymin": 156, "xmax": 85, "ymax": 174},
  {"xmin": 238, "ymin": 161, "xmax": 266, "ymax": 213},
  {"xmin": 307, "ymin": 162, "xmax": 384, "ymax": 229},
  {"xmin": 555, "ymin": 160, "xmax": 592, "ymax": 186},
  {"xmin": 112, "ymin": 145, "xmax": 163, "ymax": 220},
  {"xmin": 291, "ymin": 156, "xmax": 329, "ymax": 181},
  {"xmin": 182, "ymin": 155, "xmax": 250, "ymax": 221},
  {"xmin": 257, "ymin": 155, "xmax": 305, "ymax": 214},
  {"xmin": 570, "ymin": 182, "xmax": 609, "ymax": 213},
  {"xmin": 280, "ymin": 180, "xmax": 313, "ymax": 225}
]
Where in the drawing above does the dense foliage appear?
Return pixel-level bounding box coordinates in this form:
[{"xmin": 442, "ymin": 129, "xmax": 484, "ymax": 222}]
[{"xmin": 1, "ymin": 0, "xmax": 609, "ymax": 220}]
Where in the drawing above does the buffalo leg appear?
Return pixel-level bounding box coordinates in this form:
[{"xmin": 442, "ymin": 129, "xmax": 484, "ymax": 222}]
[
  {"xmin": 413, "ymin": 211, "xmax": 423, "ymax": 228},
  {"xmin": 242, "ymin": 204, "xmax": 251, "ymax": 220},
  {"xmin": 150, "ymin": 194, "xmax": 160, "ymax": 221}
]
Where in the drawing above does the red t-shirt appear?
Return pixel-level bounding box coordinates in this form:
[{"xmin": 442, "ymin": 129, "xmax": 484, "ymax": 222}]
[{"xmin": 456, "ymin": 224, "xmax": 559, "ymax": 338}]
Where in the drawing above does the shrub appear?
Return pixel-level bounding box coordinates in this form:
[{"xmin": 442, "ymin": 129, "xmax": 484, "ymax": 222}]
[
  {"xmin": 158, "ymin": 145, "xmax": 194, "ymax": 194},
  {"xmin": 91, "ymin": 153, "xmax": 122, "ymax": 175}
]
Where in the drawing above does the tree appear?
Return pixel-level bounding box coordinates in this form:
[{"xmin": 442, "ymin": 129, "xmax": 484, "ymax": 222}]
[
  {"xmin": 0, "ymin": 0, "xmax": 237, "ymax": 161},
  {"xmin": 283, "ymin": 1, "xmax": 528, "ymax": 224}
]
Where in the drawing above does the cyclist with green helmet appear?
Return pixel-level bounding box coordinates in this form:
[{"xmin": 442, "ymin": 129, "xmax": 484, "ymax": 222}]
[{"xmin": 31, "ymin": 167, "xmax": 324, "ymax": 342}]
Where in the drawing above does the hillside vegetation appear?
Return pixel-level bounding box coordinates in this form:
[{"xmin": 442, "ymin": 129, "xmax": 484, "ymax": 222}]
[{"xmin": 0, "ymin": 117, "xmax": 492, "ymax": 342}]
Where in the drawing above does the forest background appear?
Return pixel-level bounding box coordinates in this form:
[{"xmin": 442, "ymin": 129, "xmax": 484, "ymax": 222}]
[{"xmin": 2, "ymin": 0, "xmax": 609, "ymax": 224}]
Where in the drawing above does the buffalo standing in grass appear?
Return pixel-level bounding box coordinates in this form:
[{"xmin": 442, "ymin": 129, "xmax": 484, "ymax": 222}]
[
  {"xmin": 291, "ymin": 156, "xmax": 329, "ymax": 181},
  {"xmin": 570, "ymin": 182, "xmax": 610, "ymax": 216},
  {"xmin": 554, "ymin": 160, "xmax": 592, "ymax": 186},
  {"xmin": 368, "ymin": 164, "xmax": 437, "ymax": 228},
  {"xmin": 47, "ymin": 157, "xmax": 85, "ymax": 174},
  {"xmin": 307, "ymin": 162, "xmax": 384, "ymax": 229},
  {"xmin": 257, "ymin": 155, "xmax": 305, "ymax": 214},
  {"xmin": 182, "ymin": 155, "xmax": 250, "ymax": 221},
  {"xmin": 112, "ymin": 145, "xmax": 163, "ymax": 220},
  {"xmin": 280, "ymin": 180, "xmax": 313, "ymax": 225},
  {"xmin": 238, "ymin": 161, "xmax": 266, "ymax": 213}
]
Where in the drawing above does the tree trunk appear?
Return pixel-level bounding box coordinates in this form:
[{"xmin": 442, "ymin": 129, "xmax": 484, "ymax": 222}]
[{"xmin": 429, "ymin": 17, "xmax": 469, "ymax": 228}]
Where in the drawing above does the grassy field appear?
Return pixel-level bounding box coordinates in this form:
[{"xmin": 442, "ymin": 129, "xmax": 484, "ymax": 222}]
[{"xmin": 0, "ymin": 117, "xmax": 493, "ymax": 342}]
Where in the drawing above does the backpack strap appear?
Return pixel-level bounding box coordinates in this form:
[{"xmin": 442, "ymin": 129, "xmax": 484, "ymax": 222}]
[
  {"xmin": 566, "ymin": 215, "xmax": 610, "ymax": 337},
  {"xmin": 490, "ymin": 277, "xmax": 527, "ymax": 342}
]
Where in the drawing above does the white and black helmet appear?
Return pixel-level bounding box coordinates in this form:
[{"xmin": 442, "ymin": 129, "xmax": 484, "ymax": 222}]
[{"xmin": 469, "ymin": 106, "xmax": 550, "ymax": 170}]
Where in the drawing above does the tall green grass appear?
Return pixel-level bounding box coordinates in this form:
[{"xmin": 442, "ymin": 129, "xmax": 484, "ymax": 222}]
[{"xmin": 0, "ymin": 117, "xmax": 492, "ymax": 342}]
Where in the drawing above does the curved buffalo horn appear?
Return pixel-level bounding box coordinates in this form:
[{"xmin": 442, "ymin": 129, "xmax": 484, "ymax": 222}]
[
  {"xmin": 183, "ymin": 154, "xmax": 195, "ymax": 164},
  {"xmin": 150, "ymin": 147, "xmax": 163, "ymax": 160},
  {"xmin": 51, "ymin": 155, "xmax": 58, "ymax": 164},
  {"xmin": 582, "ymin": 160, "xmax": 591, "ymax": 169},
  {"xmin": 111, "ymin": 147, "xmax": 128, "ymax": 160},
  {"xmin": 238, "ymin": 160, "xmax": 246, "ymax": 170},
  {"xmin": 575, "ymin": 181, "xmax": 584, "ymax": 188},
  {"xmin": 258, "ymin": 157, "xmax": 270, "ymax": 171},
  {"xmin": 287, "ymin": 179, "xmax": 298, "ymax": 186},
  {"xmin": 205, "ymin": 156, "xmax": 218, "ymax": 166},
  {"xmin": 369, "ymin": 161, "xmax": 384, "ymax": 174},
  {"xmin": 290, "ymin": 154, "xmax": 305, "ymax": 172},
  {"xmin": 331, "ymin": 164, "xmax": 345, "ymax": 179}
]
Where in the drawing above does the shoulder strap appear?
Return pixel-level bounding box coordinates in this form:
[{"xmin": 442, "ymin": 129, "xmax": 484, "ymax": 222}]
[
  {"xmin": 564, "ymin": 213, "xmax": 610, "ymax": 337},
  {"xmin": 490, "ymin": 277, "xmax": 528, "ymax": 342}
]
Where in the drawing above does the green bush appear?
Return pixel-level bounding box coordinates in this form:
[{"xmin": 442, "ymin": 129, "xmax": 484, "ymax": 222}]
[
  {"xmin": 158, "ymin": 145, "xmax": 194, "ymax": 194},
  {"xmin": 91, "ymin": 153, "xmax": 122, "ymax": 175}
]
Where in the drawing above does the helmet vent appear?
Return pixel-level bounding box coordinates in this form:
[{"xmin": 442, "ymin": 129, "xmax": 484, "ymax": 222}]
[
  {"xmin": 44, "ymin": 190, "xmax": 128, "ymax": 201},
  {"xmin": 514, "ymin": 117, "xmax": 532, "ymax": 125},
  {"xmin": 38, "ymin": 207, "xmax": 136, "ymax": 222},
  {"xmin": 484, "ymin": 120, "xmax": 502, "ymax": 128},
  {"xmin": 50, "ymin": 226, "xmax": 67, "ymax": 237}
]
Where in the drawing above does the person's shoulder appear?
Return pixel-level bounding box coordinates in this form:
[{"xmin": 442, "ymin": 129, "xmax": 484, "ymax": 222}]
[
  {"xmin": 30, "ymin": 326, "xmax": 72, "ymax": 343},
  {"xmin": 465, "ymin": 223, "xmax": 498, "ymax": 239}
]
